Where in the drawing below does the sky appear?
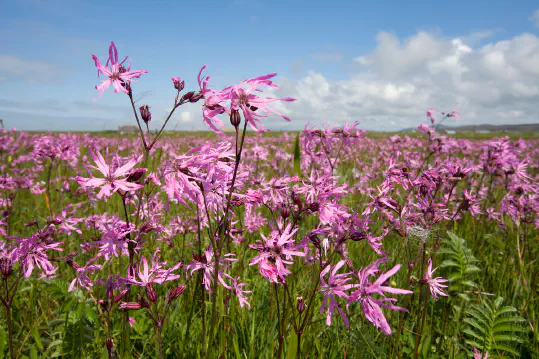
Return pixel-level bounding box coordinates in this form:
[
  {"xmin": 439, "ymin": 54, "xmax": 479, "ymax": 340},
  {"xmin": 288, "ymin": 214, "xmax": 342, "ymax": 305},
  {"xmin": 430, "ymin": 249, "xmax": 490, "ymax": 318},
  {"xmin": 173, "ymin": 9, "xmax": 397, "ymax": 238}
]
[{"xmin": 1, "ymin": 0, "xmax": 539, "ymax": 132}]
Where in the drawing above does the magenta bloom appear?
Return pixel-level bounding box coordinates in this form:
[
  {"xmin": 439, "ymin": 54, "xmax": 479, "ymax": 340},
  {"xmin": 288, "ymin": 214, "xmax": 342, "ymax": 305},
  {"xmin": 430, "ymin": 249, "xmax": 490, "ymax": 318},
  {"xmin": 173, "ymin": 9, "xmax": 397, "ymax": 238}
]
[
  {"xmin": 319, "ymin": 260, "xmax": 354, "ymax": 326},
  {"xmin": 91, "ymin": 41, "xmax": 148, "ymax": 98},
  {"xmin": 474, "ymin": 347, "xmax": 489, "ymax": 359},
  {"xmin": 127, "ymin": 250, "xmax": 182, "ymax": 286},
  {"xmin": 68, "ymin": 258, "xmax": 102, "ymax": 292},
  {"xmin": 249, "ymin": 223, "xmax": 305, "ymax": 283},
  {"xmin": 228, "ymin": 74, "xmax": 296, "ymax": 133},
  {"xmin": 186, "ymin": 245, "xmax": 237, "ymax": 292},
  {"xmin": 427, "ymin": 109, "xmax": 437, "ymax": 124},
  {"xmin": 348, "ymin": 259, "xmax": 412, "ymax": 335},
  {"xmin": 76, "ymin": 147, "xmax": 143, "ymax": 199},
  {"xmin": 425, "ymin": 258, "xmax": 448, "ymax": 300}
]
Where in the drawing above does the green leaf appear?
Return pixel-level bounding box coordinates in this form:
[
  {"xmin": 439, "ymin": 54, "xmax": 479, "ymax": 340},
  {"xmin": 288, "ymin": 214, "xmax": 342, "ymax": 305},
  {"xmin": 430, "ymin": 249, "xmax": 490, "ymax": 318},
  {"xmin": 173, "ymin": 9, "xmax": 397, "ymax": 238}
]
[
  {"xmin": 31, "ymin": 327, "xmax": 43, "ymax": 351},
  {"xmin": 293, "ymin": 134, "xmax": 301, "ymax": 176},
  {"xmin": 286, "ymin": 333, "xmax": 298, "ymax": 359}
]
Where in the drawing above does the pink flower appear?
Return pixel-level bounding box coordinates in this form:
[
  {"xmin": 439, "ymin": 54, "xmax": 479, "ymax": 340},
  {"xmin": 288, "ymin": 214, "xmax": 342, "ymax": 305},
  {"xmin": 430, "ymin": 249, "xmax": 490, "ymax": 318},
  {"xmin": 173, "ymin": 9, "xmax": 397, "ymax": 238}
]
[
  {"xmin": 424, "ymin": 258, "xmax": 448, "ymax": 300},
  {"xmin": 319, "ymin": 260, "xmax": 354, "ymax": 326},
  {"xmin": 474, "ymin": 347, "xmax": 489, "ymax": 359},
  {"xmin": 127, "ymin": 250, "xmax": 182, "ymax": 287},
  {"xmin": 228, "ymin": 74, "xmax": 296, "ymax": 133},
  {"xmin": 68, "ymin": 258, "xmax": 102, "ymax": 292},
  {"xmin": 427, "ymin": 109, "xmax": 437, "ymax": 124},
  {"xmin": 348, "ymin": 258, "xmax": 412, "ymax": 335},
  {"xmin": 249, "ymin": 223, "xmax": 305, "ymax": 283},
  {"xmin": 76, "ymin": 146, "xmax": 143, "ymax": 199},
  {"xmin": 448, "ymin": 110, "xmax": 460, "ymax": 121},
  {"xmin": 186, "ymin": 245, "xmax": 237, "ymax": 292},
  {"xmin": 91, "ymin": 41, "xmax": 147, "ymax": 98}
]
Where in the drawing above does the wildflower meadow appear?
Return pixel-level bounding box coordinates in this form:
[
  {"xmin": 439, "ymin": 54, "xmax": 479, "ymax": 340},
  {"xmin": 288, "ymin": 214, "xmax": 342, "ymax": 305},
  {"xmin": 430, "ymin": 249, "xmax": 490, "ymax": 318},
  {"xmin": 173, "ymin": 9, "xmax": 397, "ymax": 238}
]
[{"xmin": 0, "ymin": 41, "xmax": 537, "ymax": 359}]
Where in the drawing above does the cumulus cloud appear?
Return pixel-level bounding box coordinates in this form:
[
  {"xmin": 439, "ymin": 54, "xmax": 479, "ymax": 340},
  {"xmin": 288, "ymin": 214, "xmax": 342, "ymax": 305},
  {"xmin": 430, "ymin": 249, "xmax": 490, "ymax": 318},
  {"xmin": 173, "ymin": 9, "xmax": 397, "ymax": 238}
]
[{"xmin": 271, "ymin": 30, "xmax": 539, "ymax": 131}]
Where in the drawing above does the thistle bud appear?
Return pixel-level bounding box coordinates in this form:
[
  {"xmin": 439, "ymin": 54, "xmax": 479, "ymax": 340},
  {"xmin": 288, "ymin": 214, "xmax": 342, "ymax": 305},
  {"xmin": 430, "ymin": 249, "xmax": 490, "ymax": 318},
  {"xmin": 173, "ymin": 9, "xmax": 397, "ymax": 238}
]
[
  {"xmin": 168, "ymin": 285, "xmax": 187, "ymax": 303},
  {"xmin": 139, "ymin": 105, "xmax": 152, "ymax": 124},
  {"xmin": 119, "ymin": 302, "xmax": 142, "ymax": 310},
  {"xmin": 296, "ymin": 296, "xmax": 306, "ymax": 313},
  {"xmin": 145, "ymin": 283, "xmax": 158, "ymax": 302},
  {"xmin": 171, "ymin": 77, "xmax": 185, "ymax": 91},
  {"xmin": 230, "ymin": 109, "xmax": 241, "ymax": 128}
]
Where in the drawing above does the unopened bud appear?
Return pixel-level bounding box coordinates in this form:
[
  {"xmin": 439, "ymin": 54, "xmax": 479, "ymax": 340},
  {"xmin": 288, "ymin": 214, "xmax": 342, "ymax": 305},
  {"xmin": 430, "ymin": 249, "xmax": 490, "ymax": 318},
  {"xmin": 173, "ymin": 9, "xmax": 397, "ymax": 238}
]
[
  {"xmin": 350, "ymin": 231, "xmax": 367, "ymax": 241},
  {"xmin": 296, "ymin": 296, "xmax": 306, "ymax": 313},
  {"xmin": 106, "ymin": 337, "xmax": 114, "ymax": 350},
  {"xmin": 308, "ymin": 202, "xmax": 319, "ymax": 212},
  {"xmin": 280, "ymin": 206, "xmax": 290, "ymax": 219},
  {"xmin": 181, "ymin": 91, "xmax": 195, "ymax": 101},
  {"xmin": 119, "ymin": 302, "xmax": 142, "ymax": 310},
  {"xmin": 168, "ymin": 285, "xmax": 187, "ymax": 303},
  {"xmin": 113, "ymin": 288, "xmax": 130, "ymax": 303},
  {"xmin": 171, "ymin": 77, "xmax": 185, "ymax": 91},
  {"xmin": 230, "ymin": 109, "xmax": 241, "ymax": 127},
  {"xmin": 126, "ymin": 168, "xmax": 147, "ymax": 183},
  {"xmin": 145, "ymin": 283, "xmax": 158, "ymax": 302},
  {"xmin": 138, "ymin": 295, "xmax": 150, "ymax": 309},
  {"xmin": 189, "ymin": 92, "xmax": 203, "ymax": 103},
  {"xmin": 139, "ymin": 105, "xmax": 152, "ymax": 124},
  {"xmin": 291, "ymin": 191, "xmax": 303, "ymax": 210},
  {"xmin": 140, "ymin": 222, "xmax": 155, "ymax": 233},
  {"xmin": 0, "ymin": 257, "xmax": 12, "ymax": 279}
]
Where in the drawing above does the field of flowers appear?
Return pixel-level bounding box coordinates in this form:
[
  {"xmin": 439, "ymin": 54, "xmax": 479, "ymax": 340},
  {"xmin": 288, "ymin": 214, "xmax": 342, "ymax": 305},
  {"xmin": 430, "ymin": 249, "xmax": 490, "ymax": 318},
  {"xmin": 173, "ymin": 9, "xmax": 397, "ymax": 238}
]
[{"xmin": 0, "ymin": 42, "xmax": 537, "ymax": 359}]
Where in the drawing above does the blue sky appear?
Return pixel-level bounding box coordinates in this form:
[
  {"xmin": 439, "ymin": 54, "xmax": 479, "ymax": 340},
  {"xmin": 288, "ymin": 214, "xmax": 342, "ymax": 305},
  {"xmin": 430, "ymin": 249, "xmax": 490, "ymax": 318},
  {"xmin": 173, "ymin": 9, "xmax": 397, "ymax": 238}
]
[{"xmin": 1, "ymin": 0, "xmax": 539, "ymax": 131}]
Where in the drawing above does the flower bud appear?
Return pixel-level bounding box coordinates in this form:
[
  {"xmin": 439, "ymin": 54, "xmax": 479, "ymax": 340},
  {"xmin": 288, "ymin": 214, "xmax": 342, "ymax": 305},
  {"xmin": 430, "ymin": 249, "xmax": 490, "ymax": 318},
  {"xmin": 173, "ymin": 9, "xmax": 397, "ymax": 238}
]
[
  {"xmin": 230, "ymin": 109, "xmax": 241, "ymax": 128},
  {"xmin": 139, "ymin": 105, "xmax": 152, "ymax": 124},
  {"xmin": 189, "ymin": 92, "xmax": 203, "ymax": 103},
  {"xmin": 138, "ymin": 295, "xmax": 150, "ymax": 309},
  {"xmin": 106, "ymin": 337, "xmax": 114, "ymax": 350},
  {"xmin": 280, "ymin": 206, "xmax": 290, "ymax": 219},
  {"xmin": 171, "ymin": 77, "xmax": 185, "ymax": 91},
  {"xmin": 308, "ymin": 202, "xmax": 319, "ymax": 212},
  {"xmin": 296, "ymin": 296, "xmax": 306, "ymax": 313},
  {"xmin": 181, "ymin": 91, "xmax": 195, "ymax": 101},
  {"xmin": 0, "ymin": 257, "xmax": 13, "ymax": 279},
  {"xmin": 126, "ymin": 168, "xmax": 147, "ymax": 183},
  {"xmin": 350, "ymin": 230, "xmax": 367, "ymax": 241},
  {"xmin": 168, "ymin": 285, "xmax": 187, "ymax": 303},
  {"xmin": 145, "ymin": 283, "xmax": 158, "ymax": 302},
  {"xmin": 119, "ymin": 302, "xmax": 142, "ymax": 310},
  {"xmin": 291, "ymin": 191, "xmax": 303, "ymax": 210},
  {"xmin": 140, "ymin": 222, "xmax": 155, "ymax": 233},
  {"xmin": 113, "ymin": 288, "xmax": 130, "ymax": 303}
]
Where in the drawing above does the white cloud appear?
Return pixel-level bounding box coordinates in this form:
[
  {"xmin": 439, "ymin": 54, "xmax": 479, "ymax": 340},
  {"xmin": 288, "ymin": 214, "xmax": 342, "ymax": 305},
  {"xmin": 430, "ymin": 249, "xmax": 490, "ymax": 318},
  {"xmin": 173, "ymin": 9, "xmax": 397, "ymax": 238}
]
[
  {"xmin": 272, "ymin": 30, "xmax": 539, "ymax": 131},
  {"xmin": 531, "ymin": 9, "xmax": 539, "ymax": 27},
  {"xmin": 0, "ymin": 54, "xmax": 64, "ymax": 83}
]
